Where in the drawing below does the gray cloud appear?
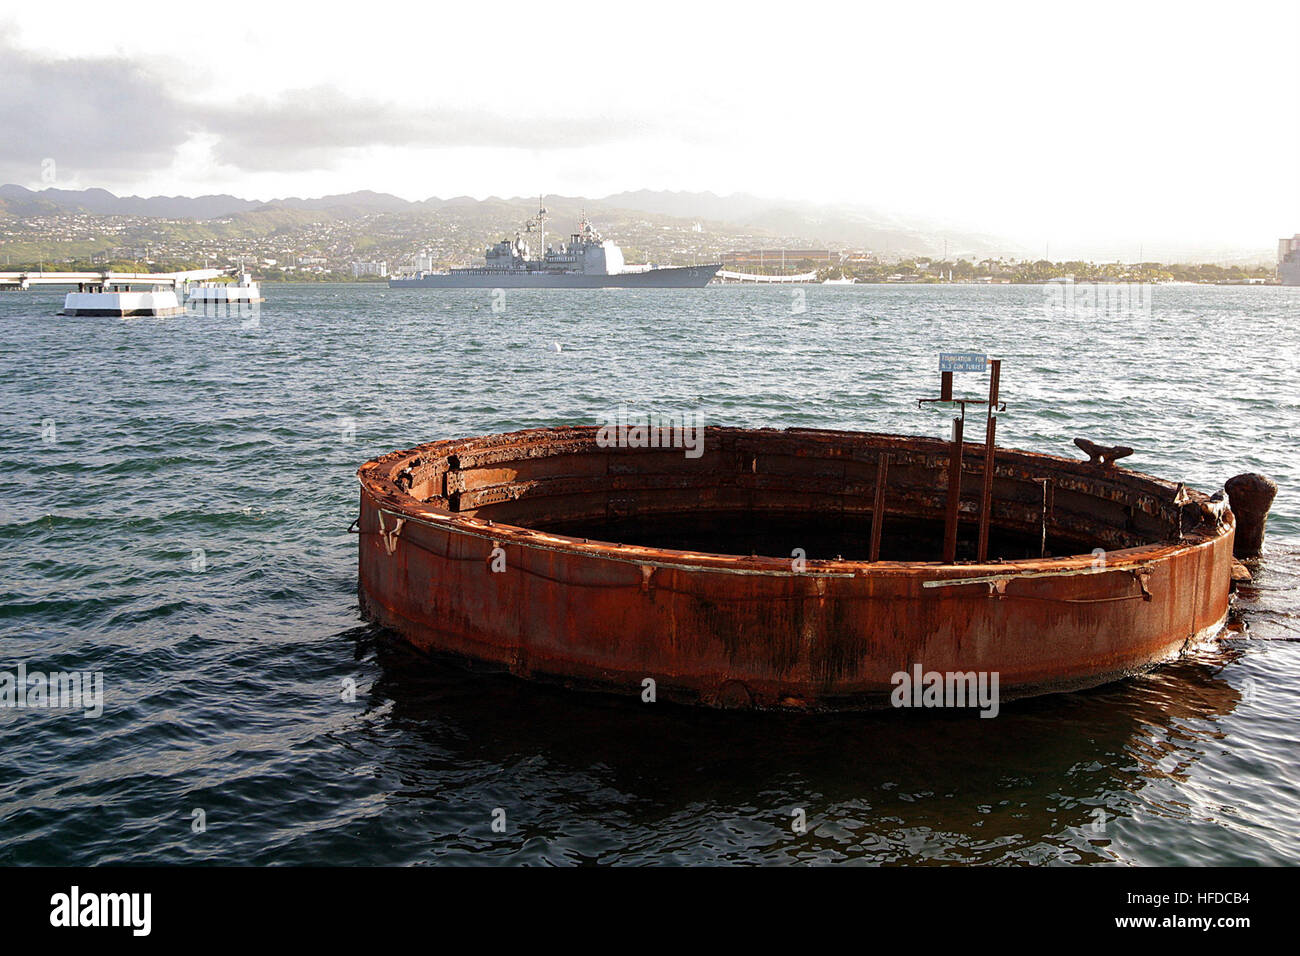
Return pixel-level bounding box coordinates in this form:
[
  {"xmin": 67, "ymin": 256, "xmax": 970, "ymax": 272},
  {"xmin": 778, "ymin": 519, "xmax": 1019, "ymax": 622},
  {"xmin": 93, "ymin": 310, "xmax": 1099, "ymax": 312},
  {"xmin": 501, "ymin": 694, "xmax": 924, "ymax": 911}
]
[
  {"xmin": 0, "ymin": 34, "xmax": 193, "ymax": 181},
  {"xmin": 198, "ymin": 87, "xmax": 659, "ymax": 171},
  {"xmin": 0, "ymin": 33, "xmax": 662, "ymax": 180}
]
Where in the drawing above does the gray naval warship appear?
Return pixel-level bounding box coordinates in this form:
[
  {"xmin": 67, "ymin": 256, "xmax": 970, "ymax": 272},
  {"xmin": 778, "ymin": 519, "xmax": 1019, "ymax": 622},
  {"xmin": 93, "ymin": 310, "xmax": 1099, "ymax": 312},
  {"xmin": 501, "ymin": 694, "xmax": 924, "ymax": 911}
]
[{"xmin": 388, "ymin": 201, "xmax": 720, "ymax": 288}]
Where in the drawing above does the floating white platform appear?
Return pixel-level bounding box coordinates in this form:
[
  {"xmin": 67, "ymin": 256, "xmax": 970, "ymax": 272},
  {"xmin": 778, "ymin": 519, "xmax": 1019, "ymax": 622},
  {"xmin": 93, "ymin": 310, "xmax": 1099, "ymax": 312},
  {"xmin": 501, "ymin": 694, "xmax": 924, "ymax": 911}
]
[
  {"xmin": 185, "ymin": 273, "xmax": 265, "ymax": 304},
  {"xmin": 62, "ymin": 290, "xmax": 185, "ymax": 317}
]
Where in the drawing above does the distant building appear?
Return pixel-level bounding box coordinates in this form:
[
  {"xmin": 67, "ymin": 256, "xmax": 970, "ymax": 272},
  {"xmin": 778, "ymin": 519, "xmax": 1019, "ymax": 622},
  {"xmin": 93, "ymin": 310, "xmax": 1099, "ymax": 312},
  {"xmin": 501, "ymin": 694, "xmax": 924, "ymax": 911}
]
[
  {"xmin": 723, "ymin": 249, "xmax": 837, "ymax": 269},
  {"xmin": 351, "ymin": 260, "xmax": 388, "ymax": 278},
  {"xmin": 1279, "ymin": 235, "xmax": 1300, "ymax": 285}
]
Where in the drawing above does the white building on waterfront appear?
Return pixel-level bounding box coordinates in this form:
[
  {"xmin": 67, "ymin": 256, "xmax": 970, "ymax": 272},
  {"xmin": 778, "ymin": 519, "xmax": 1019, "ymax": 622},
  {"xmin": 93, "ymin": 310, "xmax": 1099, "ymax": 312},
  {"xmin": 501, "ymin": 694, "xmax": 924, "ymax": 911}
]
[
  {"xmin": 1279, "ymin": 235, "xmax": 1300, "ymax": 285},
  {"xmin": 351, "ymin": 260, "xmax": 388, "ymax": 278}
]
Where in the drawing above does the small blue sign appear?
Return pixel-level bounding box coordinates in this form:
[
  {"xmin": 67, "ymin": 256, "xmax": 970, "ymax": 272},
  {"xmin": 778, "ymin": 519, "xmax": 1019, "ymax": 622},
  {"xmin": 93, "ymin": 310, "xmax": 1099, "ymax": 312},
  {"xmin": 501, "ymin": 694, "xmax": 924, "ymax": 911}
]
[{"xmin": 939, "ymin": 351, "xmax": 986, "ymax": 373}]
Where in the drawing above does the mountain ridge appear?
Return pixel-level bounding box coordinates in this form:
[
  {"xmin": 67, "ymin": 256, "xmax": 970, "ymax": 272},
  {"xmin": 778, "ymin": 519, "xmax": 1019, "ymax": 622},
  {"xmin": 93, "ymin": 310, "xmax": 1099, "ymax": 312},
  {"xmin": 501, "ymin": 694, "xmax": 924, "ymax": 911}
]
[{"xmin": 0, "ymin": 184, "xmax": 1019, "ymax": 258}]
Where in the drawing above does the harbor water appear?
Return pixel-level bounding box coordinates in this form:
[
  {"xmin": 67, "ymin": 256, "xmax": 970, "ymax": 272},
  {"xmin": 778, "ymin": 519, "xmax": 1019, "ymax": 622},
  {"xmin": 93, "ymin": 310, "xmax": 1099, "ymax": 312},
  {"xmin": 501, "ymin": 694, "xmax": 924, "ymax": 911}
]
[{"xmin": 1, "ymin": 282, "xmax": 1297, "ymax": 865}]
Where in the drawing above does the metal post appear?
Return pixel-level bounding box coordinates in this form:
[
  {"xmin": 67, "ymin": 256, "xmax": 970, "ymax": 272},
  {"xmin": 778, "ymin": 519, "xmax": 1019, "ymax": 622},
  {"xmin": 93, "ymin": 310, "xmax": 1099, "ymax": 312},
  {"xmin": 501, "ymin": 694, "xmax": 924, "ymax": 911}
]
[
  {"xmin": 976, "ymin": 359, "xmax": 1001, "ymax": 561},
  {"xmin": 869, "ymin": 453, "xmax": 889, "ymax": 562},
  {"xmin": 1034, "ymin": 478, "xmax": 1053, "ymax": 557},
  {"xmin": 943, "ymin": 416, "xmax": 964, "ymax": 563}
]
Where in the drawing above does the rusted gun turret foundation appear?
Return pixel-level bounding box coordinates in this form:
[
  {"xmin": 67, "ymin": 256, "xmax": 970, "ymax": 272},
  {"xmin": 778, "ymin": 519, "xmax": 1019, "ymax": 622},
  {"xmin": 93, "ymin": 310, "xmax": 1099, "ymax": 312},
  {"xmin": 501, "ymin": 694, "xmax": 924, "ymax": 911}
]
[{"xmin": 356, "ymin": 427, "xmax": 1235, "ymax": 711}]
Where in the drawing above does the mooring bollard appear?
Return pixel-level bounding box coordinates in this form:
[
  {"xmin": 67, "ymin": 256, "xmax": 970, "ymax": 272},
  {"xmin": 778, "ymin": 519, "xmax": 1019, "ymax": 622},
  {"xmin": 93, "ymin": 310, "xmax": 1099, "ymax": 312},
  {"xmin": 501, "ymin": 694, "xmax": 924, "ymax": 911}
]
[{"xmin": 1224, "ymin": 473, "xmax": 1277, "ymax": 559}]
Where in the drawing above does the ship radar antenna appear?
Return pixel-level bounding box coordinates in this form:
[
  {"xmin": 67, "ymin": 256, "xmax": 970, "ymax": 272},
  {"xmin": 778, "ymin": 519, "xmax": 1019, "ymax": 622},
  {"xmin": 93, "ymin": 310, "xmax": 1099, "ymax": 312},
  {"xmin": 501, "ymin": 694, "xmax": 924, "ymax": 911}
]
[{"xmin": 535, "ymin": 194, "xmax": 548, "ymax": 253}]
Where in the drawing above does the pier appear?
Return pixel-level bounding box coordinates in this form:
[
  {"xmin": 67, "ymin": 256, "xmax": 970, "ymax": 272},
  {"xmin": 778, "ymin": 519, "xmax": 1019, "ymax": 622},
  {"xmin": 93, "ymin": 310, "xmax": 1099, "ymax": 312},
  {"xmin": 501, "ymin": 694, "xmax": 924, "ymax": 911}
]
[
  {"xmin": 0, "ymin": 269, "xmax": 222, "ymax": 292},
  {"xmin": 0, "ymin": 269, "xmax": 225, "ymax": 316}
]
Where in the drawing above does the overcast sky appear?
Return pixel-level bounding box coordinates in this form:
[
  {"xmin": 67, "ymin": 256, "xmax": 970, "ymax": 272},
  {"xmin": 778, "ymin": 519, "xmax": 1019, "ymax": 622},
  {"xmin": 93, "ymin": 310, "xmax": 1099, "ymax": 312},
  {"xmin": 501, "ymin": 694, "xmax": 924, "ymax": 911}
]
[{"xmin": 2, "ymin": 0, "xmax": 1297, "ymax": 256}]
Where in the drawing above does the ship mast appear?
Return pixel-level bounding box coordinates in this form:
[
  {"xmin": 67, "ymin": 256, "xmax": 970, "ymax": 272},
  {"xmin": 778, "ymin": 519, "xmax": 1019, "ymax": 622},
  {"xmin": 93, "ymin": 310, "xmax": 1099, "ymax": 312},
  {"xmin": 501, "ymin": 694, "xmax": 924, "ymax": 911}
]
[{"xmin": 536, "ymin": 194, "xmax": 548, "ymax": 257}]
